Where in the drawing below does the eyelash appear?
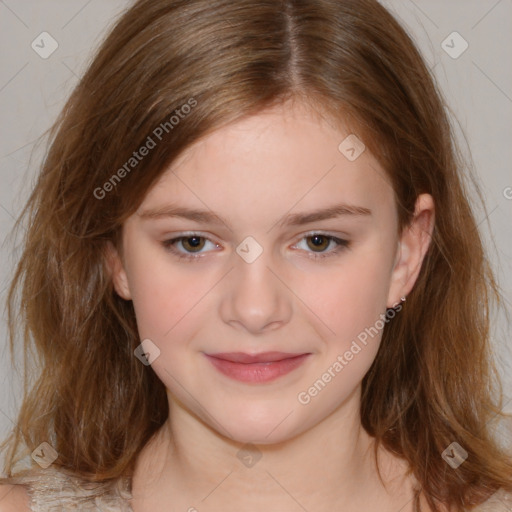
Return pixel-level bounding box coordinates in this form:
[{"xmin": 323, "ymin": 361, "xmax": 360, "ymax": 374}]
[{"xmin": 161, "ymin": 232, "xmax": 350, "ymax": 262}]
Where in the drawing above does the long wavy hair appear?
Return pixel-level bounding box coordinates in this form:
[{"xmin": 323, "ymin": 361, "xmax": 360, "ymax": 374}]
[{"xmin": 1, "ymin": 0, "xmax": 511, "ymax": 510}]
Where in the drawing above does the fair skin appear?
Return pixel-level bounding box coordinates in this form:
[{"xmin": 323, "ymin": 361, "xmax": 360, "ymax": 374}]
[
  {"xmin": 0, "ymin": 101, "xmax": 435, "ymax": 512},
  {"xmin": 105, "ymin": 101, "xmax": 436, "ymax": 512}
]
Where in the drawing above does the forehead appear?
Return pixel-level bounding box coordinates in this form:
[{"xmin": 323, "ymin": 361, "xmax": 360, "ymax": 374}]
[{"xmin": 137, "ymin": 103, "xmax": 396, "ymax": 230}]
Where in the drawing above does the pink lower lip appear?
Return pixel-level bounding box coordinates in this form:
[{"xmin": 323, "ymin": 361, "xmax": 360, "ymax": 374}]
[{"xmin": 204, "ymin": 353, "xmax": 311, "ymax": 383}]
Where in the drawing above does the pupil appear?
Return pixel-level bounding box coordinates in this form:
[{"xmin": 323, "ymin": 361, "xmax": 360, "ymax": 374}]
[
  {"xmin": 183, "ymin": 236, "xmax": 203, "ymax": 252},
  {"xmin": 311, "ymin": 235, "xmax": 327, "ymax": 250}
]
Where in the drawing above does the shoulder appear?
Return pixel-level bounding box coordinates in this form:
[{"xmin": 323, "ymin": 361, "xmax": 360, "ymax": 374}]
[
  {"xmin": 0, "ymin": 467, "xmax": 132, "ymax": 512},
  {"xmin": 0, "ymin": 466, "xmax": 133, "ymax": 512},
  {"xmin": 471, "ymin": 489, "xmax": 512, "ymax": 511},
  {"xmin": 0, "ymin": 483, "xmax": 31, "ymax": 512}
]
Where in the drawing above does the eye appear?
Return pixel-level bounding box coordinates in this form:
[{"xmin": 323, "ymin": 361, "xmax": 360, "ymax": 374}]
[
  {"xmin": 293, "ymin": 233, "xmax": 350, "ymax": 260},
  {"xmin": 161, "ymin": 232, "xmax": 350, "ymax": 262},
  {"xmin": 162, "ymin": 233, "xmax": 219, "ymax": 261}
]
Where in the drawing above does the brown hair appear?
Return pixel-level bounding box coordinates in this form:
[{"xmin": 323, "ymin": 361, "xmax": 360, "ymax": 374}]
[{"xmin": 1, "ymin": 0, "xmax": 511, "ymax": 510}]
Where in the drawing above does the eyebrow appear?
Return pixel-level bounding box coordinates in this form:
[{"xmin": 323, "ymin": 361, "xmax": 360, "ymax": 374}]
[{"xmin": 138, "ymin": 203, "xmax": 372, "ymax": 227}]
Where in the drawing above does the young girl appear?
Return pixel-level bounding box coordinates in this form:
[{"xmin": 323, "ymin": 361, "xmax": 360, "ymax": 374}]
[{"xmin": 1, "ymin": 0, "xmax": 511, "ymax": 511}]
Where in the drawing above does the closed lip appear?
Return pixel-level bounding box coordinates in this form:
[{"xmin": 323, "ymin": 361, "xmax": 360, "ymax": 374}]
[{"xmin": 204, "ymin": 351, "xmax": 309, "ymax": 364}]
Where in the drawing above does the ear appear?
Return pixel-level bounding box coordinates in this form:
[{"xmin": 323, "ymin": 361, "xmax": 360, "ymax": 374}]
[
  {"xmin": 105, "ymin": 240, "xmax": 132, "ymax": 300},
  {"xmin": 387, "ymin": 193, "xmax": 435, "ymax": 308}
]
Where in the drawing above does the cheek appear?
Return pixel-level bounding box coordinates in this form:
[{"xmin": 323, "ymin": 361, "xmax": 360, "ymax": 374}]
[
  {"xmin": 124, "ymin": 245, "xmax": 208, "ymax": 342},
  {"xmin": 299, "ymin": 244, "xmax": 393, "ymax": 342},
  {"xmin": 293, "ymin": 249, "xmax": 393, "ymax": 410}
]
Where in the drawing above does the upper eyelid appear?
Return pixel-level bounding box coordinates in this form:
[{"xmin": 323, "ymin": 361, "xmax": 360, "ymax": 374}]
[
  {"xmin": 165, "ymin": 230, "xmax": 347, "ymax": 244},
  {"xmin": 165, "ymin": 231, "xmax": 348, "ymax": 253}
]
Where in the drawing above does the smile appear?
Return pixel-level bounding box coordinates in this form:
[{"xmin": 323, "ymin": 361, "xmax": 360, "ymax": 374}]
[{"xmin": 203, "ymin": 352, "xmax": 311, "ymax": 383}]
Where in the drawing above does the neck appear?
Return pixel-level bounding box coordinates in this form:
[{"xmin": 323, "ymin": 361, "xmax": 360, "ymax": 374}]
[{"xmin": 131, "ymin": 385, "xmax": 414, "ymax": 511}]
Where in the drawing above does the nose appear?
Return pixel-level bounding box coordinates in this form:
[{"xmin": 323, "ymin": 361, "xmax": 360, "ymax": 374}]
[{"xmin": 219, "ymin": 245, "xmax": 293, "ymax": 335}]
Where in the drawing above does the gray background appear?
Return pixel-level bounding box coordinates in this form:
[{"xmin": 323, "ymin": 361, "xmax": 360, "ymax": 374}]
[{"xmin": 1, "ymin": 0, "xmax": 511, "ymax": 472}]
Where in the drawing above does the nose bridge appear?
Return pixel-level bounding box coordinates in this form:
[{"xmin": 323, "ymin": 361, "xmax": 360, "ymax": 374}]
[{"xmin": 220, "ymin": 235, "xmax": 292, "ymax": 333}]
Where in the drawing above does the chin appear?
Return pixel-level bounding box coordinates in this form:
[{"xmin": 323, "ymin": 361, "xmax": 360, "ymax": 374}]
[{"xmin": 209, "ymin": 403, "xmax": 305, "ymax": 446}]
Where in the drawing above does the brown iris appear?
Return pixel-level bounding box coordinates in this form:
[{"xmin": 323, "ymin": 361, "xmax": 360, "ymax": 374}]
[
  {"xmin": 306, "ymin": 234, "xmax": 330, "ymax": 252},
  {"xmin": 180, "ymin": 236, "xmax": 205, "ymax": 253}
]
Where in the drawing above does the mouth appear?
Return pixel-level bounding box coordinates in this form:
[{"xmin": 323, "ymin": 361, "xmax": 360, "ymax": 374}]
[{"xmin": 203, "ymin": 351, "xmax": 311, "ymax": 383}]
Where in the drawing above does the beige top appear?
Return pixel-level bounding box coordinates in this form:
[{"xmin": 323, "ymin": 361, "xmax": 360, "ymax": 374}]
[
  {"xmin": 7, "ymin": 466, "xmax": 512, "ymax": 511},
  {"xmin": 8, "ymin": 466, "xmax": 134, "ymax": 511}
]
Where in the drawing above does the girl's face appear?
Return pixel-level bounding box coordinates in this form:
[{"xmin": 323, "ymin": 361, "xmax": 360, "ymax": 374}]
[{"xmin": 109, "ymin": 101, "xmax": 433, "ymax": 444}]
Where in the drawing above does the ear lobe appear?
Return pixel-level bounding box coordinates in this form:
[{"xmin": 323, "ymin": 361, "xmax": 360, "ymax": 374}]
[
  {"xmin": 387, "ymin": 194, "xmax": 435, "ymax": 308},
  {"xmin": 105, "ymin": 240, "xmax": 132, "ymax": 300}
]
